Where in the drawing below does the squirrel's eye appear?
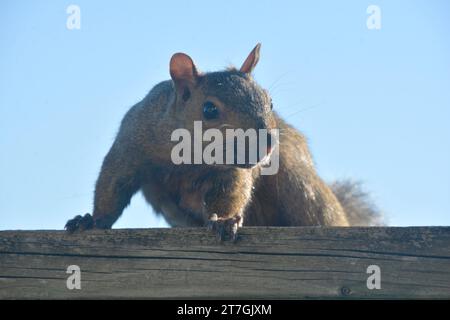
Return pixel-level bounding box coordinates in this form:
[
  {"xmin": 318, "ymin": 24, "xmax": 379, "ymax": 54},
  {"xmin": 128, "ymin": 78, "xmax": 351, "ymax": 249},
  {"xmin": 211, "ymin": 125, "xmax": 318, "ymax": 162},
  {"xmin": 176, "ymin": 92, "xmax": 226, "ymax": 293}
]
[{"xmin": 202, "ymin": 101, "xmax": 219, "ymax": 120}]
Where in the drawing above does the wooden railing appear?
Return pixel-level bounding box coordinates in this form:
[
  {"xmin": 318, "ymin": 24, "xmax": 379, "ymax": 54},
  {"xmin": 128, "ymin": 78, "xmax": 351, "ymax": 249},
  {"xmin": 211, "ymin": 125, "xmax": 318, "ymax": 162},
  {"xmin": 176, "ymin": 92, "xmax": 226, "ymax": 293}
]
[{"xmin": 0, "ymin": 227, "xmax": 449, "ymax": 299}]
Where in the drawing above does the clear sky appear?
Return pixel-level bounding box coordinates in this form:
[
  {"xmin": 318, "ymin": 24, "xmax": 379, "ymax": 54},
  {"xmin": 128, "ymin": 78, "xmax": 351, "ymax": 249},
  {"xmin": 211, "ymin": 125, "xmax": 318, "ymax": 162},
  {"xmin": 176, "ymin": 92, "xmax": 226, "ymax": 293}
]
[{"xmin": 1, "ymin": 0, "xmax": 449, "ymax": 230}]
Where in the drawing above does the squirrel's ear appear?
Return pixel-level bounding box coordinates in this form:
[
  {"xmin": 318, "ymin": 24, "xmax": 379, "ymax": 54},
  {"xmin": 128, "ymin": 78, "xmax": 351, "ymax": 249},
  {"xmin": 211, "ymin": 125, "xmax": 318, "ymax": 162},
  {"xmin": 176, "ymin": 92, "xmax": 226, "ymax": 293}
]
[
  {"xmin": 240, "ymin": 43, "xmax": 261, "ymax": 74},
  {"xmin": 170, "ymin": 53, "xmax": 199, "ymax": 101}
]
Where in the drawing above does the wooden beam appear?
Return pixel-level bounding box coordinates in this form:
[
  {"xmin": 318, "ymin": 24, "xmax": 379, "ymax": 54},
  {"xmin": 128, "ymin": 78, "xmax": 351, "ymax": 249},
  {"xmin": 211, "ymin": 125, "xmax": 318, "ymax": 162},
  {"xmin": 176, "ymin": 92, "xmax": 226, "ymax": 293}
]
[{"xmin": 1, "ymin": 227, "xmax": 449, "ymax": 299}]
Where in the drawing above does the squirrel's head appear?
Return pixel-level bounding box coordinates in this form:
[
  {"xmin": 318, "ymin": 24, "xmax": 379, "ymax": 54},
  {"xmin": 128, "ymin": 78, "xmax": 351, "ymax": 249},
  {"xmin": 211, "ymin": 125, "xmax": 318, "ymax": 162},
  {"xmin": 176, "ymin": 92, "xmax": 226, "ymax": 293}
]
[{"xmin": 168, "ymin": 44, "xmax": 277, "ymax": 168}]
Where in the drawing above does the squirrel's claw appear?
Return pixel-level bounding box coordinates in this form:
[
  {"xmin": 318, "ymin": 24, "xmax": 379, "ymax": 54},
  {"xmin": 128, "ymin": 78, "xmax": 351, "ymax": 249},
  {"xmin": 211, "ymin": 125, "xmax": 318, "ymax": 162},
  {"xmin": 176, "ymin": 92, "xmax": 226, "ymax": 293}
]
[
  {"xmin": 207, "ymin": 214, "xmax": 241, "ymax": 242},
  {"xmin": 65, "ymin": 213, "xmax": 94, "ymax": 233}
]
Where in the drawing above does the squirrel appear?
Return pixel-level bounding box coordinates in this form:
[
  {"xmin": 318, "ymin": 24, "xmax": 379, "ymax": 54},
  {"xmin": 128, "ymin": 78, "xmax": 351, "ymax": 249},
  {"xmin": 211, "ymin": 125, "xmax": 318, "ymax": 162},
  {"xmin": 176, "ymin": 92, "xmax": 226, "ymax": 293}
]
[{"xmin": 65, "ymin": 43, "xmax": 382, "ymax": 240}]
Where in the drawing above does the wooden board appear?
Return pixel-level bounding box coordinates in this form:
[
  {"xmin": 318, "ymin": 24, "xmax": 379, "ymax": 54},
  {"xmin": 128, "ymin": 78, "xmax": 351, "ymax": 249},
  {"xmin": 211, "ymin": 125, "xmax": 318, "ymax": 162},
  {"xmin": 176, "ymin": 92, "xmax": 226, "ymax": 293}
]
[{"xmin": 0, "ymin": 227, "xmax": 449, "ymax": 299}]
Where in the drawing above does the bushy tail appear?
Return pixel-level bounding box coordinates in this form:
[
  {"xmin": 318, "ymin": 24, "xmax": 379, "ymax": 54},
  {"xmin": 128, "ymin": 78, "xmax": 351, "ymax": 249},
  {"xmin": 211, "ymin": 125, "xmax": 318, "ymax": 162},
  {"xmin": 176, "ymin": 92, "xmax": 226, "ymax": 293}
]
[{"xmin": 330, "ymin": 180, "xmax": 385, "ymax": 226}]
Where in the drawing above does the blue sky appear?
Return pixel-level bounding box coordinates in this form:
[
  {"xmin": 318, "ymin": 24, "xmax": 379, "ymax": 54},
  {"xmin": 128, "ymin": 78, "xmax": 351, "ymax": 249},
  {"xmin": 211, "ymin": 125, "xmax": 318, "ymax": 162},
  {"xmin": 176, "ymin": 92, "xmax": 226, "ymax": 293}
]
[{"xmin": 1, "ymin": 0, "xmax": 449, "ymax": 230}]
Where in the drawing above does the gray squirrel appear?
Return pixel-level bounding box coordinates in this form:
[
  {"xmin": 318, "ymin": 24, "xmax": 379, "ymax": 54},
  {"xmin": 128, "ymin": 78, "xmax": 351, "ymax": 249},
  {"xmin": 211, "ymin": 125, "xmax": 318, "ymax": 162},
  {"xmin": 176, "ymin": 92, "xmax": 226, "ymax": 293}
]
[{"xmin": 65, "ymin": 44, "xmax": 382, "ymax": 239}]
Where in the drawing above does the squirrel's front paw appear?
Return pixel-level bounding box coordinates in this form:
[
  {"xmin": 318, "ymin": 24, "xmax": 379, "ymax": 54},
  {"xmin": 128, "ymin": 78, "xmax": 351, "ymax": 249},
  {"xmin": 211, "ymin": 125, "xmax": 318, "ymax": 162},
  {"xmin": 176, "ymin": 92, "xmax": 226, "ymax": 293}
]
[
  {"xmin": 65, "ymin": 213, "xmax": 95, "ymax": 233},
  {"xmin": 207, "ymin": 214, "xmax": 242, "ymax": 242}
]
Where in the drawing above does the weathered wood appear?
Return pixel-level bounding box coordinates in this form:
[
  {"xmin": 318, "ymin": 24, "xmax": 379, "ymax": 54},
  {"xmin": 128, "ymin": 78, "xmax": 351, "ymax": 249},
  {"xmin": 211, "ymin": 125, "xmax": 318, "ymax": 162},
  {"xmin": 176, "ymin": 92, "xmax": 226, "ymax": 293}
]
[{"xmin": 0, "ymin": 227, "xmax": 449, "ymax": 299}]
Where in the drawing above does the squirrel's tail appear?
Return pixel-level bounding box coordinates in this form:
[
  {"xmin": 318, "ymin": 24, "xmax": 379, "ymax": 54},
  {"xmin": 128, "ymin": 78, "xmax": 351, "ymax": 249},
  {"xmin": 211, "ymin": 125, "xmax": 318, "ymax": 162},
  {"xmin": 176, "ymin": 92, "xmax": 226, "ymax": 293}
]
[{"xmin": 330, "ymin": 180, "xmax": 385, "ymax": 226}]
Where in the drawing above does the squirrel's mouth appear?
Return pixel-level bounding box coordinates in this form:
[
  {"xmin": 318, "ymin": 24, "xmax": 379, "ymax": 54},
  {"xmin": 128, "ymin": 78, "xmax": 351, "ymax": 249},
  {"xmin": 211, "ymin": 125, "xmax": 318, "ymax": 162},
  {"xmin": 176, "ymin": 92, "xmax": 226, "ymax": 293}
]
[{"xmin": 220, "ymin": 139, "xmax": 277, "ymax": 169}]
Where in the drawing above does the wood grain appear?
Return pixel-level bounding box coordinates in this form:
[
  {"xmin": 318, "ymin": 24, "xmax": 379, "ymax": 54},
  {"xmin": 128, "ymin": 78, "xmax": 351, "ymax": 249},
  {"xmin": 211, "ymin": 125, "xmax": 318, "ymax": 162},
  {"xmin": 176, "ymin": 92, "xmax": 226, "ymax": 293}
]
[{"xmin": 0, "ymin": 227, "xmax": 449, "ymax": 299}]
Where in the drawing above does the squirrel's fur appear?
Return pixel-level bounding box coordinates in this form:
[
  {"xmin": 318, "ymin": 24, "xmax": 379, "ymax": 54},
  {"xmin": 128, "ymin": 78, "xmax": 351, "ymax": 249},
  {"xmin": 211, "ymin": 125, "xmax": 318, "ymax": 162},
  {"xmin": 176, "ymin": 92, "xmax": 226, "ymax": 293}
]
[
  {"xmin": 330, "ymin": 180, "xmax": 384, "ymax": 226},
  {"xmin": 65, "ymin": 44, "xmax": 383, "ymax": 235}
]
